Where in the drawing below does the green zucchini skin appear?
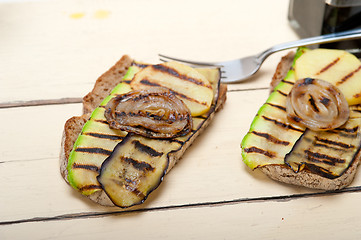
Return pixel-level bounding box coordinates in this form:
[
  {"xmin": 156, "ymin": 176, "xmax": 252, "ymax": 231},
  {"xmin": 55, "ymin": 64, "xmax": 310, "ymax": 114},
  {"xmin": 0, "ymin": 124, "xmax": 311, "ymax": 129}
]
[{"xmin": 241, "ymin": 48, "xmax": 307, "ymax": 169}]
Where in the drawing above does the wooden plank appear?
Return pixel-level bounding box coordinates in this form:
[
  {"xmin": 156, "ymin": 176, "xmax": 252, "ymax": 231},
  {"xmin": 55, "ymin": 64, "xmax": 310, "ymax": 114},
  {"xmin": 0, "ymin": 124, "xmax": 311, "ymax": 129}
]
[
  {"xmin": 0, "ymin": 103, "xmax": 82, "ymax": 162},
  {"xmin": 1, "ymin": 191, "xmax": 361, "ymax": 239},
  {"xmin": 2, "ymin": 90, "xmax": 361, "ymax": 224},
  {"xmin": 0, "ymin": 0, "xmax": 297, "ymax": 104}
]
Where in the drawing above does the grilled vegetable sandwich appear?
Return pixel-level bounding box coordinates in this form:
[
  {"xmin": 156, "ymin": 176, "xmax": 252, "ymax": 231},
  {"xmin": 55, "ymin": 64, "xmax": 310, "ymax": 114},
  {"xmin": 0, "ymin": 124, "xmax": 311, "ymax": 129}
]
[
  {"xmin": 60, "ymin": 55, "xmax": 227, "ymax": 207},
  {"xmin": 241, "ymin": 47, "xmax": 361, "ymax": 190}
]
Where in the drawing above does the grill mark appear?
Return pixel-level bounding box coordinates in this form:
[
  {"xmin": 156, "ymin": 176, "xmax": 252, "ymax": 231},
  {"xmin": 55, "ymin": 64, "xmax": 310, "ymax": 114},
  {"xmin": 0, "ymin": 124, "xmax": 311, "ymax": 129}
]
[
  {"xmin": 75, "ymin": 147, "xmax": 112, "ymax": 156},
  {"xmin": 276, "ymin": 90, "xmax": 288, "ymax": 97},
  {"xmin": 314, "ymin": 143, "xmax": 347, "ymax": 152},
  {"xmin": 334, "ymin": 126, "xmax": 359, "ymax": 133},
  {"xmin": 262, "ymin": 115, "xmax": 304, "ymax": 132},
  {"xmin": 84, "ymin": 132, "xmax": 124, "ymax": 141},
  {"xmin": 337, "ymin": 65, "xmax": 361, "ymax": 85},
  {"xmin": 115, "ymin": 110, "xmax": 188, "ymax": 123},
  {"xmin": 72, "ymin": 163, "xmax": 100, "ymax": 172},
  {"xmin": 316, "ymin": 57, "xmax": 340, "ymax": 75},
  {"xmin": 320, "ymin": 97, "xmax": 330, "ymax": 106},
  {"xmin": 266, "ymin": 103, "xmax": 286, "ymax": 112},
  {"xmin": 251, "ymin": 131, "xmax": 290, "ymax": 146},
  {"xmin": 139, "ymin": 79, "xmax": 208, "ymax": 106},
  {"xmin": 94, "ymin": 119, "xmax": 110, "ymax": 125},
  {"xmin": 304, "ymin": 150, "xmax": 346, "ymax": 165},
  {"xmin": 122, "ymin": 156, "xmax": 155, "ymax": 172},
  {"xmin": 132, "ymin": 140, "xmax": 163, "ymax": 157},
  {"xmin": 243, "ymin": 146, "xmax": 276, "ymax": 158},
  {"xmin": 139, "ymin": 79, "xmax": 162, "ymax": 87},
  {"xmin": 152, "ymin": 64, "xmax": 212, "ymax": 88},
  {"xmin": 132, "ymin": 62, "xmax": 150, "ymax": 68},
  {"xmin": 78, "ymin": 184, "xmax": 102, "ymax": 192},
  {"xmin": 308, "ymin": 95, "xmax": 319, "ymax": 112},
  {"xmin": 315, "ymin": 136, "xmax": 354, "ymax": 149},
  {"xmin": 281, "ymin": 79, "xmax": 294, "ymax": 85},
  {"xmin": 353, "ymin": 92, "xmax": 361, "ymax": 99}
]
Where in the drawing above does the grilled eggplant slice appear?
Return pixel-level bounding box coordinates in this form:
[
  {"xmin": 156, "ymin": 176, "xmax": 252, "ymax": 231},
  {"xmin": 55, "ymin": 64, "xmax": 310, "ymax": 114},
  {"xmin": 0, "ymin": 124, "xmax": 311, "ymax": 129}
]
[
  {"xmin": 285, "ymin": 118, "xmax": 361, "ymax": 179},
  {"xmin": 97, "ymin": 134, "xmax": 176, "ymax": 207}
]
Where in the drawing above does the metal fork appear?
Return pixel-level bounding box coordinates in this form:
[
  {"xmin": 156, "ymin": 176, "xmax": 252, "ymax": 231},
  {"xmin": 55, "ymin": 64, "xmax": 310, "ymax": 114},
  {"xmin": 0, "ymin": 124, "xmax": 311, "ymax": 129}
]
[{"xmin": 159, "ymin": 28, "xmax": 361, "ymax": 84}]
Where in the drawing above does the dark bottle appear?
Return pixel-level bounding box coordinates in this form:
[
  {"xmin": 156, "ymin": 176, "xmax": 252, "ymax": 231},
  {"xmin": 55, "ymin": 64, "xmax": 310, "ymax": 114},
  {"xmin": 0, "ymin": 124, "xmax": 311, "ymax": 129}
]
[{"xmin": 288, "ymin": 0, "xmax": 361, "ymax": 56}]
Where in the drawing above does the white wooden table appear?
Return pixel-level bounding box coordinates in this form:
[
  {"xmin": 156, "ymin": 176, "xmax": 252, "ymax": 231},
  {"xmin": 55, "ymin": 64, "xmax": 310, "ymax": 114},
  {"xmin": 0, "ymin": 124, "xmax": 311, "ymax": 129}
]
[{"xmin": 2, "ymin": 0, "xmax": 361, "ymax": 239}]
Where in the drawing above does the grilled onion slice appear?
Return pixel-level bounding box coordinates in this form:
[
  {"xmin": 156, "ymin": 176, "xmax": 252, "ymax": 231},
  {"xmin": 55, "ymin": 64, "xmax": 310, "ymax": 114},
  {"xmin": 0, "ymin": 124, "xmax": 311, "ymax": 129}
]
[
  {"xmin": 286, "ymin": 78, "xmax": 349, "ymax": 131},
  {"xmin": 104, "ymin": 87, "xmax": 192, "ymax": 138}
]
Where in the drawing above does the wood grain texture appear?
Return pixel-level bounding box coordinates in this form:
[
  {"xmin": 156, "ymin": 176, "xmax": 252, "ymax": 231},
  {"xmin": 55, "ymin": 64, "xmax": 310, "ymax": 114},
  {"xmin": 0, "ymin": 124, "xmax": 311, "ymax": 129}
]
[{"xmin": 1, "ymin": 0, "xmax": 360, "ymax": 239}]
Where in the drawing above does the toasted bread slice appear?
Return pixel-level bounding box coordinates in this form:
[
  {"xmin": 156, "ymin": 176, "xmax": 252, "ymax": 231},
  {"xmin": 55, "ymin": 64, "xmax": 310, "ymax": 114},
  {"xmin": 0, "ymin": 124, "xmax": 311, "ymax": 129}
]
[
  {"xmin": 60, "ymin": 55, "xmax": 227, "ymax": 206},
  {"xmin": 259, "ymin": 52, "xmax": 361, "ymax": 190}
]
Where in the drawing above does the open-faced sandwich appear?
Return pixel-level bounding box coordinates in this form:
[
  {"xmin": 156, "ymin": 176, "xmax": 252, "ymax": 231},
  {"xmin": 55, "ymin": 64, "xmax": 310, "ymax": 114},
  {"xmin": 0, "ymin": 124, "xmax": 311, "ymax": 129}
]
[
  {"xmin": 241, "ymin": 47, "xmax": 361, "ymax": 190},
  {"xmin": 60, "ymin": 55, "xmax": 227, "ymax": 208}
]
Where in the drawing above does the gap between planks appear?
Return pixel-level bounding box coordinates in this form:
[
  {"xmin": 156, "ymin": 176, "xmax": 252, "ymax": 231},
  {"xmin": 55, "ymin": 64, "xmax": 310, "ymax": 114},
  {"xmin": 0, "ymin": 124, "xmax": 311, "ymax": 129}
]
[
  {"xmin": 0, "ymin": 88, "xmax": 269, "ymax": 109},
  {"xmin": 1, "ymin": 185, "xmax": 361, "ymax": 226},
  {"xmin": 0, "ymin": 98, "xmax": 83, "ymax": 109}
]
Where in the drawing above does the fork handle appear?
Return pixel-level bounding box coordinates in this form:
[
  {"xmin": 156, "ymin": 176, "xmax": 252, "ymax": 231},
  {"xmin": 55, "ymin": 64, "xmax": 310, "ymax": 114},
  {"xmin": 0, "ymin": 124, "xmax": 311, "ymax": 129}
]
[{"xmin": 257, "ymin": 28, "xmax": 361, "ymax": 63}]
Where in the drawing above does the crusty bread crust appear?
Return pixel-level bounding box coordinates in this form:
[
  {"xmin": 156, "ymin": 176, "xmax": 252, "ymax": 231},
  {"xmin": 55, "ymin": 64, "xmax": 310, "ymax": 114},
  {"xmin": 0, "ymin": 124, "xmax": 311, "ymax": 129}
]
[
  {"xmin": 59, "ymin": 56, "xmax": 227, "ymax": 206},
  {"xmin": 82, "ymin": 55, "xmax": 133, "ymax": 114},
  {"xmin": 270, "ymin": 51, "xmax": 295, "ymax": 92},
  {"xmin": 259, "ymin": 52, "xmax": 361, "ymax": 190},
  {"xmin": 59, "ymin": 55, "xmax": 133, "ymax": 206}
]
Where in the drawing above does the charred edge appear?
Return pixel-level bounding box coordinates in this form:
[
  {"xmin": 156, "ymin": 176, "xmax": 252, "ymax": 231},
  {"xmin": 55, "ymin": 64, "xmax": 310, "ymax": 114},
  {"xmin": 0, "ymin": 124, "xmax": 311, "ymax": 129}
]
[
  {"xmin": 251, "ymin": 131, "xmax": 290, "ymax": 146},
  {"xmin": 308, "ymin": 95, "xmax": 319, "ymax": 112},
  {"xmin": 244, "ymin": 146, "xmax": 276, "ymax": 158},
  {"xmin": 337, "ymin": 65, "xmax": 361, "ymax": 85},
  {"xmin": 75, "ymin": 147, "xmax": 112, "ymax": 156},
  {"xmin": 78, "ymin": 185, "xmax": 102, "ymax": 192},
  {"xmin": 139, "ymin": 79, "xmax": 208, "ymax": 106},
  {"xmin": 83, "ymin": 132, "xmax": 124, "ymax": 141},
  {"xmin": 266, "ymin": 103, "xmax": 287, "ymax": 112},
  {"xmin": 152, "ymin": 64, "xmax": 212, "ymax": 88},
  {"xmin": 315, "ymin": 136, "xmax": 354, "ymax": 149},
  {"xmin": 304, "ymin": 150, "xmax": 346, "ymax": 166},
  {"xmin": 132, "ymin": 140, "xmax": 163, "ymax": 157},
  {"xmin": 281, "ymin": 79, "xmax": 294, "ymax": 85},
  {"xmin": 122, "ymin": 156, "xmax": 155, "ymax": 172},
  {"xmin": 72, "ymin": 163, "xmax": 100, "ymax": 172},
  {"xmin": 93, "ymin": 119, "xmax": 110, "ymax": 125},
  {"xmin": 262, "ymin": 115, "xmax": 304, "ymax": 132},
  {"xmin": 276, "ymin": 90, "xmax": 288, "ymax": 97},
  {"xmin": 317, "ymin": 57, "xmax": 340, "ymax": 75}
]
